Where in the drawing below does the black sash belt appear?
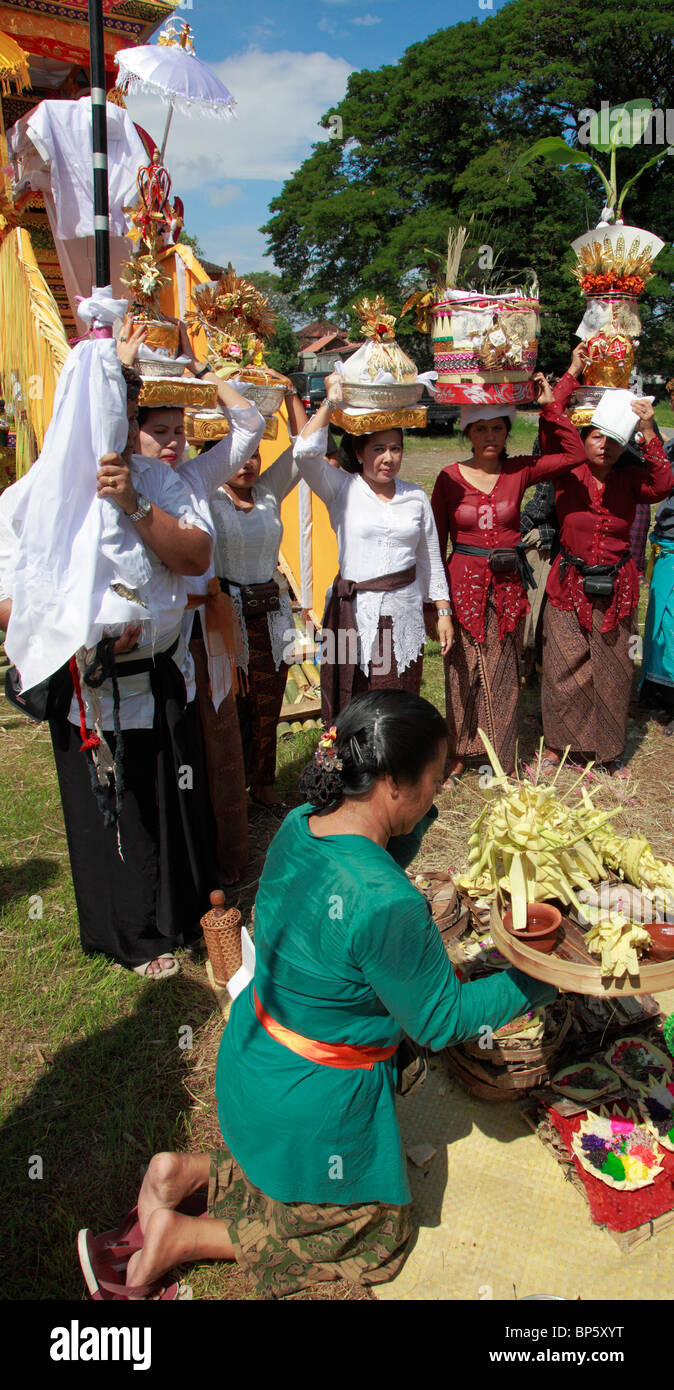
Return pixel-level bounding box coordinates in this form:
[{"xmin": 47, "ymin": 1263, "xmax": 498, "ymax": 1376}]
[{"xmin": 452, "ymin": 542, "xmax": 537, "ymax": 592}]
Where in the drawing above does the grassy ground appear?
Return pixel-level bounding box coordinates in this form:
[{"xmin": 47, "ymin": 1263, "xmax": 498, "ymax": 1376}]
[{"xmin": 2, "ymin": 425, "xmax": 673, "ymax": 1301}]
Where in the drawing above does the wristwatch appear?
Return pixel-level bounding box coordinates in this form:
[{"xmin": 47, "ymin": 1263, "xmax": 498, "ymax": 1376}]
[{"xmin": 126, "ymin": 494, "xmax": 152, "ymax": 523}]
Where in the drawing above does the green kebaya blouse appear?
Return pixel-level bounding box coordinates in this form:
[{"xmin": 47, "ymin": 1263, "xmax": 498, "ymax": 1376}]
[{"xmin": 216, "ymin": 804, "xmax": 555, "ymax": 1207}]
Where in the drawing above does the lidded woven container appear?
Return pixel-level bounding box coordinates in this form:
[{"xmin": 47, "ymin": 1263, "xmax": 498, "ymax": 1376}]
[{"xmin": 200, "ymin": 890, "xmax": 242, "ymax": 986}]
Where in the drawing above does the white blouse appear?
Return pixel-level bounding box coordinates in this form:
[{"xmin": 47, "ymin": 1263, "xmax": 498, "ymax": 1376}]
[
  {"xmin": 209, "ymin": 444, "xmax": 299, "ymax": 671},
  {"xmin": 74, "ymin": 400, "xmax": 265, "ymax": 729},
  {"xmin": 293, "ymin": 423, "xmax": 449, "ymax": 673}
]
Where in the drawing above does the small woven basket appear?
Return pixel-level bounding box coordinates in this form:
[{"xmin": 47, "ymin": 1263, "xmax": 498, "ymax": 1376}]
[{"xmin": 200, "ymin": 892, "xmax": 242, "ymax": 986}]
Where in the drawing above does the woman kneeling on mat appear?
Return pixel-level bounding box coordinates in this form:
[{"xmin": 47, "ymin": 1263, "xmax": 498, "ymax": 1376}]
[{"xmin": 78, "ymin": 690, "xmax": 555, "ymax": 1300}]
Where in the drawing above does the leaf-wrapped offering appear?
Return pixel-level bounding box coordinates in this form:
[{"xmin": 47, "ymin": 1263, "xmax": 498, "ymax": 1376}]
[{"xmin": 571, "ymin": 1106, "xmax": 664, "ymax": 1190}]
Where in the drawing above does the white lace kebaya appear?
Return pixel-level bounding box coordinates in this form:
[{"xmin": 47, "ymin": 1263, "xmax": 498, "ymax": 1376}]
[
  {"xmin": 293, "ymin": 423, "xmax": 449, "ymax": 674},
  {"xmin": 208, "ymin": 443, "xmax": 299, "ymax": 671}
]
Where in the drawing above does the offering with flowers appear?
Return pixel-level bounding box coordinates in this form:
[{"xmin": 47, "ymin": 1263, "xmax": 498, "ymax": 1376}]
[
  {"xmin": 551, "ymin": 1061, "xmax": 620, "ymax": 1104},
  {"xmin": 638, "ymin": 1081, "xmax": 674, "ymax": 1152},
  {"xmin": 571, "ymin": 1106, "xmax": 664, "ymax": 1190},
  {"xmin": 604, "ymin": 1036, "xmax": 673, "ymax": 1094}
]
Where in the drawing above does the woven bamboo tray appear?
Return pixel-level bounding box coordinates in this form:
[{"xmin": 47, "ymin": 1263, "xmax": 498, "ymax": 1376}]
[{"xmin": 490, "ymin": 902, "xmax": 674, "ymax": 997}]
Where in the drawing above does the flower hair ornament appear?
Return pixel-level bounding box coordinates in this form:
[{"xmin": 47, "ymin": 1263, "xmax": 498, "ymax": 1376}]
[{"xmin": 315, "ymin": 726, "xmax": 343, "ymax": 772}]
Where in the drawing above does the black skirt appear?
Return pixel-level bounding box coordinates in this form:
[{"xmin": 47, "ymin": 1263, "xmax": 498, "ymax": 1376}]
[{"xmin": 49, "ymin": 696, "xmax": 218, "ymax": 969}]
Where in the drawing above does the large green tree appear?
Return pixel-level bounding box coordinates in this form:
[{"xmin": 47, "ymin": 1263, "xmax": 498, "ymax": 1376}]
[{"xmin": 262, "ymin": 0, "xmax": 674, "ymax": 379}]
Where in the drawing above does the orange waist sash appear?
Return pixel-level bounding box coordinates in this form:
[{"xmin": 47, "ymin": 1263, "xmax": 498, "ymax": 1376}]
[{"xmin": 253, "ymin": 989, "xmax": 397, "ymax": 1071}]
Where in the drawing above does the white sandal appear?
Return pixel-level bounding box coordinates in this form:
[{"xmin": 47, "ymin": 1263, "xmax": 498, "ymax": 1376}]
[{"xmin": 132, "ymin": 955, "xmax": 180, "ymax": 980}]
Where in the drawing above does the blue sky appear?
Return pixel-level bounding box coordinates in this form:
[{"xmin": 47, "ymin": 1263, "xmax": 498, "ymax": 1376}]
[{"xmin": 124, "ymin": 0, "xmax": 510, "ymax": 274}]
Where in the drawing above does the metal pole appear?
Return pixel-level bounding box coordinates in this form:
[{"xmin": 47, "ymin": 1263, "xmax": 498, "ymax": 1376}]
[
  {"xmin": 159, "ymin": 101, "xmax": 175, "ymax": 165},
  {"xmin": 88, "ymin": 0, "xmax": 110, "ymax": 288}
]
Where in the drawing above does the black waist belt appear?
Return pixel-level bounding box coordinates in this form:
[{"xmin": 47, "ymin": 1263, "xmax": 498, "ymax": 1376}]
[
  {"xmin": 559, "ymin": 549, "xmax": 631, "ymax": 579},
  {"xmin": 452, "ymin": 542, "xmax": 537, "ymax": 592},
  {"xmin": 112, "ymin": 636, "xmax": 180, "ymax": 679}
]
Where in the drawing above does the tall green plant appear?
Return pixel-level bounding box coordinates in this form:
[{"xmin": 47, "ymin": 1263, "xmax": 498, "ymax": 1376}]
[{"xmin": 513, "ymin": 100, "xmax": 673, "ymax": 218}]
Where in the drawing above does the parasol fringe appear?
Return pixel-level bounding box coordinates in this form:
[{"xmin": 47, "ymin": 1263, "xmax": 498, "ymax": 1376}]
[{"xmin": 114, "ymin": 73, "xmax": 237, "ymax": 120}]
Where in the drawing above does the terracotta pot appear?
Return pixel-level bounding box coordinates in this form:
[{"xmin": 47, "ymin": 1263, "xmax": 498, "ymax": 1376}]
[
  {"xmin": 646, "ymin": 921, "xmax": 674, "ymax": 963},
  {"xmin": 503, "ymin": 902, "xmax": 562, "ymax": 954}
]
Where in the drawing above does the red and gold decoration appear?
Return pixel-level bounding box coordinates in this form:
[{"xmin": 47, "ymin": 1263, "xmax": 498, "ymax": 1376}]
[
  {"xmin": 568, "ymin": 223, "xmax": 666, "ymax": 426},
  {"xmin": 186, "ymin": 267, "xmax": 286, "ymax": 417}
]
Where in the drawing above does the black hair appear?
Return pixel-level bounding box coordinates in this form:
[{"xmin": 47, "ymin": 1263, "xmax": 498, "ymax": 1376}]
[
  {"xmin": 462, "ymin": 416, "xmax": 511, "ymax": 463},
  {"xmin": 121, "ymin": 365, "xmax": 142, "ymax": 403},
  {"xmin": 580, "ymin": 424, "xmax": 596, "ymax": 442},
  {"xmin": 137, "ymin": 403, "xmax": 185, "ymax": 429},
  {"xmin": 298, "ymin": 689, "xmax": 448, "ymax": 810},
  {"xmin": 337, "ymin": 428, "xmax": 404, "ymax": 475}
]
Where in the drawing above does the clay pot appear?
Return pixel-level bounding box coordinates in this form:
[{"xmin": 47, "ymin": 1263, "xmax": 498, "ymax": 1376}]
[
  {"xmin": 646, "ymin": 921, "xmax": 674, "ymax": 963},
  {"xmin": 503, "ymin": 902, "xmax": 562, "ymax": 954}
]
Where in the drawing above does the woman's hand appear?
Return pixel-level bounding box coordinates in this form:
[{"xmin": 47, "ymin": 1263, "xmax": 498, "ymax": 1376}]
[
  {"xmin": 437, "ymin": 614, "xmax": 454, "ymax": 656},
  {"xmin": 533, "ymin": 372, "xmax": 554, "ymax": 406},
  {"xmin": 325, "ymin": 371, "xmax": 343, "ymax": 406},
  {"xmin": 97, "ymin": 454, "xmax": 138, "ymax": 515},
  {"xmin": 631, "ymin": 397, "xmax": 656, "ymax": 441},
  {"xmin": 569, "ymin": 342, "xmax": 589, "ymax": 379},
  {"xmin": 111, "ymin": 624, "xmax": 142, "ymax": 655},
  {"xmin": 116, "ymin": 318, "xmax": 147, "ymax": 367}
]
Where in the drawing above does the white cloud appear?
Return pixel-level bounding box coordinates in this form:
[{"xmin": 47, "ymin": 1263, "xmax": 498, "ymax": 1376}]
[
  {"xmin": 317, "ymin": 17, "xmax": 337, "ymax": 34},
  {"xmin": 205, "ymin": 184, "xmax": 244, "ymax": 208},
  {"xmin": 352, "ymin": 13, "xmax": 381, "ymax": 23},
  {"xmin": 125, "ymin": 48, "xmax": 354, "ymax": 189},
  {"xmin": 200, "ymin": 222, "xmax": 276, "ymax": 275}
]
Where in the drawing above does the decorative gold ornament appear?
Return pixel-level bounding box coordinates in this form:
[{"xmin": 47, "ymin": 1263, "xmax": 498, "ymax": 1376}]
[
  {"xmin": 331, "ymin": 406, "xmax": 427, "ymax": 434},
  {"xmin": 584, "ymin": 329, "xmax": 634, "ymax": 389},
  {"xmin": 185, "ymin": 411, "xmax": 278, "ymax": 445},
  {"xmin": 139, "ymin": 378, "xmax": 218, "ymax": 409}
]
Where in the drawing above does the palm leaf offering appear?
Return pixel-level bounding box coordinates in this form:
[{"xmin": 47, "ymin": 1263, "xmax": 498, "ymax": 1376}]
[
  {"xmin": 457, "ymin": 734, "xmax": 674, "ymax": 929},
  {"xmin": 638, "ymin": 1081, "xmax": 674, "ymax": 1152},
  {"xmin": 571, "ymin": 1106, "xmax": 664, "ymax": 1190},
  {"xmin": 187, "ymin": 267, "xmax": 277, "ymax": 373},
  {"xmin": 605, "ymin": 1037, "xmax": 673, "ymax": 1094}
]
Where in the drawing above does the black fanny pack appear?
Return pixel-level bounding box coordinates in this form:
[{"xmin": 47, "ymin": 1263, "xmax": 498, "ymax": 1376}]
[
  {"xmin": 560, "ymin": 549, "xmax": 631, "ymax": 598},
  {"xmin": 488, "ymin": 547, "xmax": 519, "ymax": 575},
  {"xmin": 220, "ymin": 577, "xmax": 280, "ymax": 619},
  {"xmin": 4, "ymin": 661, "xmax": 72, "ymax": 723},
  {"xmin": 452, "ymin": 542, "xmax": 537, "ymax": 591}
]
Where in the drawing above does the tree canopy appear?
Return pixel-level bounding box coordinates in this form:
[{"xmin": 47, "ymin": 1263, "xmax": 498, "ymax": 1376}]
[{"xmin": 262, "ymin": 0, "xmax": 674, "ymax": 379}]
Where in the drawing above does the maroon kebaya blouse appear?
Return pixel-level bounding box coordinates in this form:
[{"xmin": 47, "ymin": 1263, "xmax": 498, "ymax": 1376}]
[
  {"xmin": 541, "ymin": 373, "xmax": 672, "ymax": 633},
  {"xmin": 430, "ymin": 396, "xmax": 586, "ymax": 642}
]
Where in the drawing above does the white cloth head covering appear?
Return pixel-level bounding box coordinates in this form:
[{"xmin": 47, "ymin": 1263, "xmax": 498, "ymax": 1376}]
[
  {"xmin": 76, "ymin": 285, "xmax": 128, "ymax": 331},
  {"xmin": 590, "ymin": 389, "xmax": 654, "ymax": 447},
  {"xmin": 2, "ymin": 339, "xmax": 152, "ymax": 690},
  {"xmin": 460, "ymin": 404, "xmax": 517, "ymax": 430}
]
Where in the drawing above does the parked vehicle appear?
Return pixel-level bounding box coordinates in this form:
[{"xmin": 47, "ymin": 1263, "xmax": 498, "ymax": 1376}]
[
  {"xmin": 421, "ymin": 387, "xmax": 459, "ymax": 431},
  {"xmin": 290, "ymin": 371, "xmax": 328, "ymax": 416}
]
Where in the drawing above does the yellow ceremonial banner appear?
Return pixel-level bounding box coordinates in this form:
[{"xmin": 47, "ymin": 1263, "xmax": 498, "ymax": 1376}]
[
  {"xmin": 157, "ymin": 242, "xmax": 211, "ymax": 361},
  {"xmin": 261, "ymin": 408, "xmax": 337, "ymax": 625},
  {"xmin": 0, "ymin": 227, "xmax": 70, "ymax": 474},
  {"xmin": 158, "ymin": 240, "xmax": 337, "ymax": 618}
]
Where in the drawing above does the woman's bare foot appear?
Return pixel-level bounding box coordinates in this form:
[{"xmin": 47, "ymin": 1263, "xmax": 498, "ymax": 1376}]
[
  {"xmin": 540, "ymin": 748, "xmax": 561, "ymax": 775},
  {"xmin": 602, "ymin": 758, "xmax": 631, "ymax": 779},
  {"xmin": 132, "ymin": 955, "xmax": 180, "ymax": 979},
  {"xmin": 126, "ymin": 1207, "xmax": 235, "ymax": 1294},
  {"xmin": 442, "ymin": 759, "xmax": 465, "ymax": 790},
  {"xmin": 137, "ymin": 1152, "xmax": 211, "ymax": 1235}
]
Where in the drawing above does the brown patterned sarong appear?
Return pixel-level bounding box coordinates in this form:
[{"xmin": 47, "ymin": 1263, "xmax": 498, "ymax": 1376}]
[
  {"xmin": 351, "ymin": 615, "xmax": 423, "ymax": 703},
  {"xmin": 541, "ymin": 599, "xmax": 637, "ymax": 763},
  {"xmin": 207, "ymin": 1142, "xmax": 412, "ymax": 1298},
  {"xmin": 321, "ymin": 566, "xmax": 417, "ymax": 722},
  {"xmin": 444, "ymin": 594, "xmax": 523, "ymax": 774},
  {"xmin": 237, "ymin": 615, "xmax": 288, "ymax": 790},
  {"xmin": 190, "ymin": 635, "xmax": 249, "ymax": 877}
]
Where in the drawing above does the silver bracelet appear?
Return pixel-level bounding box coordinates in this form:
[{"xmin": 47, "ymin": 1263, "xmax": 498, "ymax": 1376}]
[{"xmin": 436, "ymin": 607, "xmax": 452, "ymax": 617}]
